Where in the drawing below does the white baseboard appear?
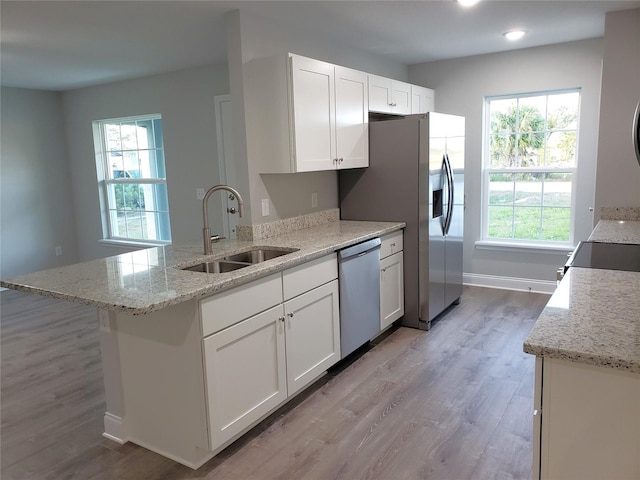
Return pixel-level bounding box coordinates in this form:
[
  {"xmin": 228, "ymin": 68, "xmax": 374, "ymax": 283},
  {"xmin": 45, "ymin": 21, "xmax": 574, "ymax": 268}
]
[
  {"xmin": 463, "ymin": 273, "xmax": 557, "ymax": 294},
  {"xmin": 103, "ymin": 412, "xmax": 126, "ymax": 444}
]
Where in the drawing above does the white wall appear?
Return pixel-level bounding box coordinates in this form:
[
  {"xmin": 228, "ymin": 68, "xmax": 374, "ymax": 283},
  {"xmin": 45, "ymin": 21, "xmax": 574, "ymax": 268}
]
[
  {"xmin": 594, "ymin": 8, "xmax": 640, "ymax": 217},
  {"xmin": 226, "ymin": 9, "xmax": 408, "ymax": 225},
  {"xmin": 1, "ymin": 87, "xmax": 79, "ymax": 278},
  {"xmin": 62, "ymin": 64, "xmax": 230, "ymax": 261},
  {"xmin": 409, "ymin": 39, "xmax": 603, "ymax": 283}
]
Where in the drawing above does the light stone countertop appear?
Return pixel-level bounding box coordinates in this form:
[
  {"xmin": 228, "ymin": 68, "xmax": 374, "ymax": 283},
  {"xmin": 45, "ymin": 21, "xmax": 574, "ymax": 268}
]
[
  {"xmin": 589, "ymin": 219, "xmax": 640, "ymax": 244},
  {"xmin": 523, "ymin": 267, "xmax": 640, "ymax": 373},
  {"xmin": 524, "ymin": 216, "xmax": 640, "ymax": 373},
  {"xmin": 1, "ymin": 220, "xmax": 404, "ymax": 315}
]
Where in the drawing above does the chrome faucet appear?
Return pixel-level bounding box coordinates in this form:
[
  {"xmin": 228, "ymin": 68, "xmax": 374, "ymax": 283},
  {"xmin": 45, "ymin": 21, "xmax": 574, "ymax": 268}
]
[{"xmin": 202, "ymin": 185, "xmax": 244, "ymax": 255}]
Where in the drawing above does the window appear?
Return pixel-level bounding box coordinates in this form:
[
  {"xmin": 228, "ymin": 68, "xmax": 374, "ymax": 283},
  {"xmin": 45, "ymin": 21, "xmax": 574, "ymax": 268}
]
[
  {"xmin": 483, "ymin": 90, "xmax": 580, "ymax": 244},
  {"xmin": 94, "ymin": 115, "xmax": 171, "ymax": 244}
]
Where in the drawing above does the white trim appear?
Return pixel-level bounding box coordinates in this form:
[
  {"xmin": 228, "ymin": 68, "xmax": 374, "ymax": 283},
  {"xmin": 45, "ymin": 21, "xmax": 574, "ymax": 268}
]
[
  {"xmin": 464, "ymin": 273, "xmax": 557, "ymax": 294},
  {"xmin": 103, "ymin": 412, "xmax": 127, "ymax": 444},
  {"xmin": 475, "ymin": 240, "xmax": 574, "ymax": 255},
  {"xmin": 125, "ymin": 436, "xmax": 214, "ymax": 470},
  {"xmin": 99, "ymin": 238, "xmax": 170, "ymax": 249}
]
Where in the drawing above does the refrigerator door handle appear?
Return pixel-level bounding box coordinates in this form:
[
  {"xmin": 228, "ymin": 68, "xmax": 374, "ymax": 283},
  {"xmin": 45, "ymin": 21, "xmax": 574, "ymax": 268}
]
[
  {"xmin": 633, "ymin": 100, "xmax": 640, "ymax": 167},
  {"xmin": 443, "ymin": 153, "xmax": 454, "ymax": 235},
  {"xmin": 440, "ymin": 157, "xmax": 450, "ymax": 236}
]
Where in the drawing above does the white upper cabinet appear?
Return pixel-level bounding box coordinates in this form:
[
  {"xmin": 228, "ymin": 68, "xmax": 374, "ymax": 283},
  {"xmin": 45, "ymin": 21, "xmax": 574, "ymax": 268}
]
[
  {"xmin": 334, "ymin": 66, "xmax": 369, "ymax": 169},
  {"xmin": 368, "ymin": 74, "xmax": 412, "ymax": 115},
  {"xmin": 289, "ymin": 54, "xmax": 368, "ymax": 172},
  {"xmin": 259, "ymin": 53, "xmax": 432, "ymax": 173},
  {"xmin": 411, "ymin": 85, "xmax": 435, "ymax": 114}
]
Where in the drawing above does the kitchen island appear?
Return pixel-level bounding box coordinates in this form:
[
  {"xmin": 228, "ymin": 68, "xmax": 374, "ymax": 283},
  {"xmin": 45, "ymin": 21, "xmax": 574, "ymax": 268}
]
[
  {"xmin": 523, "ymin": 216, "xmax": 640, "ymax": 480},
  {"xmin": 1, "ymin": 217, "xmax": 405, "ymax": 469},
  {"xmin": 1, "ymin": 219, "xmax": 404, "ymax": 314}
]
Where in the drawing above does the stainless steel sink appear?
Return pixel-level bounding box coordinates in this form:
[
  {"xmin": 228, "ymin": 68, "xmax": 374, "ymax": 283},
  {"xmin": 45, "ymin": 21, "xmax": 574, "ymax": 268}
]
[
  {"xmin": 183, "ymin": 260, "xmax": 249, "ymax": 274},
  {"xmin": 223, "ymin": 247, "xmax": 299, "ymax": 264},
  {"xmin": 182, "ymin": 247, "xmax": 299, "ymax": 274}
]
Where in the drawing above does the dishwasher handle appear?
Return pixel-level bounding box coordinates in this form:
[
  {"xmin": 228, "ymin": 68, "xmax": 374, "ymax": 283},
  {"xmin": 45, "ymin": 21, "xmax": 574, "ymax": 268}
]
[{"xmin": 338, "ymin": 238, "xmax": 381, "ymax": 260}]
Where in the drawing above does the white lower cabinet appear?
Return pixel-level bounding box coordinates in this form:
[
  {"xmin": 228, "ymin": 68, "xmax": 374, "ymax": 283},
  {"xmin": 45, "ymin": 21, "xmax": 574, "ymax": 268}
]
[
  {"xmin": 284, "ymin": 280, "xmax": 340, "ymax": 396},
  {"xmin": 533, "ymin": 357, "xmax": 640, "ymax": 480},
  {"xmin": 203, "ymin": 304, "xmax": 287, "ymax": 448},
  {"xmin": 202, "ymin": 254, "xmax": 340, "ymax": 451},
  {"xmin": 380, "ymin": 231, "xmax": 405, "ymax": 330},
  {"xmin": 380, "ymin": 251, "xmax": 404, "ymax": 330}
]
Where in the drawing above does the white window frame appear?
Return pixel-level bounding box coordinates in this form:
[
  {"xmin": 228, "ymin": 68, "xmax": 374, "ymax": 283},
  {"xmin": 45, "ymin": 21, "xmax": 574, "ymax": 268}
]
[
  {"xmin": 93, "ymin": 114, "xmax": 172, "ymax": 246},
  {"xmin": 480, "ymin": 89, "xmax": 580, "ymax": 250}
]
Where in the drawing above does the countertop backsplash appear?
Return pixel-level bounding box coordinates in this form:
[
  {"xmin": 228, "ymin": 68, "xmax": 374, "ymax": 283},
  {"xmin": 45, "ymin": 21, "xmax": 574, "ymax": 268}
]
[
  {"xmin": 600, "ymin": 206, "xmax": 640, "ymax": 221},
  {"xmin": 236, "ymin": 209, "xmax": 340, "ymax": 241}
]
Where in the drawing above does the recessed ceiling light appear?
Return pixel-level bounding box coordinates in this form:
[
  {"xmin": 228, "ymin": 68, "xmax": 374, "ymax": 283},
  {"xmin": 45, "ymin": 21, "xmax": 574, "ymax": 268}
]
[
  {"xmin": 457, "ymin": 0, "xmax": 481, "ymax": 6},
  {"xmin": 503, "ymin": 30, "xmax": 526, "ymax": 41}
]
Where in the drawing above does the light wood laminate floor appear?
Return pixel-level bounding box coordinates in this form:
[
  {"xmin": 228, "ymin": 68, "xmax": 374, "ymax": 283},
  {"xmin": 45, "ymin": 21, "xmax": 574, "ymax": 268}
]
[{"xmin": 1, "ymin": 286, "xmax": 549, "ymax": 480}]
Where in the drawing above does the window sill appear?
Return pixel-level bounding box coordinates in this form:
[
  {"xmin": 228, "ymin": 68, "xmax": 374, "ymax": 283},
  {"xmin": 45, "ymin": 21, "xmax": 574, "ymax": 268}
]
[
  {"xmin": 99, "ymin": 239, "xmax": 172, "ymax": 250},
  {"xmin": 474, "ymin": 240, "xmax": 575, "ymax": 255}
]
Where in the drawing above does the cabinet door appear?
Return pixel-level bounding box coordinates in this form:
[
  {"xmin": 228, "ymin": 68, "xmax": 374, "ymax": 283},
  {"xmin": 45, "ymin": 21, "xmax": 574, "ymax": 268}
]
[
  {"xmin": 411, "ymin": 85, "xmax": 434, "ymax": 114},
  {"xmin": 540, "ymin": 358, "xmax": 640, "ymax": 480},
  {"xmin": 380, "ymin": 251, "xmax": 404, "ymax": 330},
  {"xmin": 290, "ymin": 54, "xmax": 336, "ymax": 172},
  {"xmin": 283, "ymin": 280, "xmax": 340, "ymax": 396},
  {"xmin": 203, "ymin": 305, "xmax": 287, "ymax": 450},
  {"xmin": 335, "ymin": 66, "xmax": 369, "ymax": 169},
  {"xmin": 391, "ymin": 80, "xmax": 412, "ymax": 115},
  {"xmin": 368, "ymin": 74, "xmax": 393, "ymax": 113}
]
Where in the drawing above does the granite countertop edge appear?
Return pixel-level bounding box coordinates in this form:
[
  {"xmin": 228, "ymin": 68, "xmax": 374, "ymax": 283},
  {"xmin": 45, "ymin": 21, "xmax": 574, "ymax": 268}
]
[
  {"xmin": 523, "ymin": 341, "xmax": 639, "ymax": 374},
  {"xmin": 523, "ymin": 264, "xmax": 640, "ymax": 374},
  {"xmin": 1, "ymin": 220, "xmax": 405, "ymax": 315}
]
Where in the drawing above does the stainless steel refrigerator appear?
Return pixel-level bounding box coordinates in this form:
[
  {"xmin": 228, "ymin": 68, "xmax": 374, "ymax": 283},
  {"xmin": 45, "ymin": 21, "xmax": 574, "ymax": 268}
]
[{"xmin": 339, "ymin": 112, "xmax": 465, "ymax": 330}]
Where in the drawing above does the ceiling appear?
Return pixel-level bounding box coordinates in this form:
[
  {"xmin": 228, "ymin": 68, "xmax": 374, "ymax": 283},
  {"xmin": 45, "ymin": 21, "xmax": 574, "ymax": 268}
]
[{"xmin": 2, "ymin": 0, "xmax": 640, "ymax": 91}]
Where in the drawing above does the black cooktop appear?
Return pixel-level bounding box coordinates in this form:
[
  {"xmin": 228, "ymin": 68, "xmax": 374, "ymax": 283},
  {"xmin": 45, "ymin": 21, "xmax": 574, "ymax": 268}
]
[{"xmin": 569, "ymin": 241, "xmax": 640, "ymax": 272}]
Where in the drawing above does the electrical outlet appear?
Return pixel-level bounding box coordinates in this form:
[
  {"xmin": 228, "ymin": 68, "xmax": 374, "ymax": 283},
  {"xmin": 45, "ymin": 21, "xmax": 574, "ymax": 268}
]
[
  {"xmin": 311, "ymin": 192, "xmax": 318, "ymax": 208},
  {"xmin": 196, "ymin": 188, "xmax": 205, "ymax": 200},
  {"xmin": 261, "ymin": 199, "xmax": 270, "ymax": 217},
  {"xmin": 55, "ymin": 246, "xmax": 62, "ymax": 256}
]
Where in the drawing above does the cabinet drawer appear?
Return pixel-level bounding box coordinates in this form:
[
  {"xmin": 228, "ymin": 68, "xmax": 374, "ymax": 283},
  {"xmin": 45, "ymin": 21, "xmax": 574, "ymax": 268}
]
[
  {"xmin": 283, "ymin": 254, "xmax": 338, "ymax": 301},
  {"xmin": 380, "ymin": 231, "xmax": 403, "ymax": 259},
  {"xmin": 201, "ymin": 273, "xmax": 282, "ymax": 337}
]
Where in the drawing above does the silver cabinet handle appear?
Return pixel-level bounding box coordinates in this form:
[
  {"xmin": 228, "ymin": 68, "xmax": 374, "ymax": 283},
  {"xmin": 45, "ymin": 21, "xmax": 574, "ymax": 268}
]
[
  {"xmin": 338, "ymin": 158, "xmax": 344, "ymax": 163},
  {"xmin": 279, "ymin": 316, "xmax": 285, "ymax": 323},
  {"xmin": 287, "ymin": 312, "xmax": 294, "ymax": 318}
]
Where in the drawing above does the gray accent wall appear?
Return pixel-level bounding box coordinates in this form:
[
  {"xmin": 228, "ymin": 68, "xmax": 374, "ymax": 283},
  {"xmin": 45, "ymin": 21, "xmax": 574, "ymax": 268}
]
[
  {"xmin": 1, "ymin": 87, "xmax": 79, "ymax": 278},
  {"xmin": 61, "ymin": 64, "xmax": 230, "ymax": 261},
  {"xmin": 409, "ymin": 39, "xmax": 604, "ymax": 283}
]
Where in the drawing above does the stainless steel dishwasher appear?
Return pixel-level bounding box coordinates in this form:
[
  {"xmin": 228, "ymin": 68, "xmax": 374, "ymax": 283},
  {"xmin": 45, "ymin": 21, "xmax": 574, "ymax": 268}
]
[{"xmin": 338, "ymin": 237, "xmax": 381, "ymax": 359}]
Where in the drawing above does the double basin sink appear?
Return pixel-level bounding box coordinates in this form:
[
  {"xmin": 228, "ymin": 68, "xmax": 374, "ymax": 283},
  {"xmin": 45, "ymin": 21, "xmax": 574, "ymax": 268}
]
[{"xmin": 183, "ymin": 247, "xmax": 299, "ymax": 274}]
